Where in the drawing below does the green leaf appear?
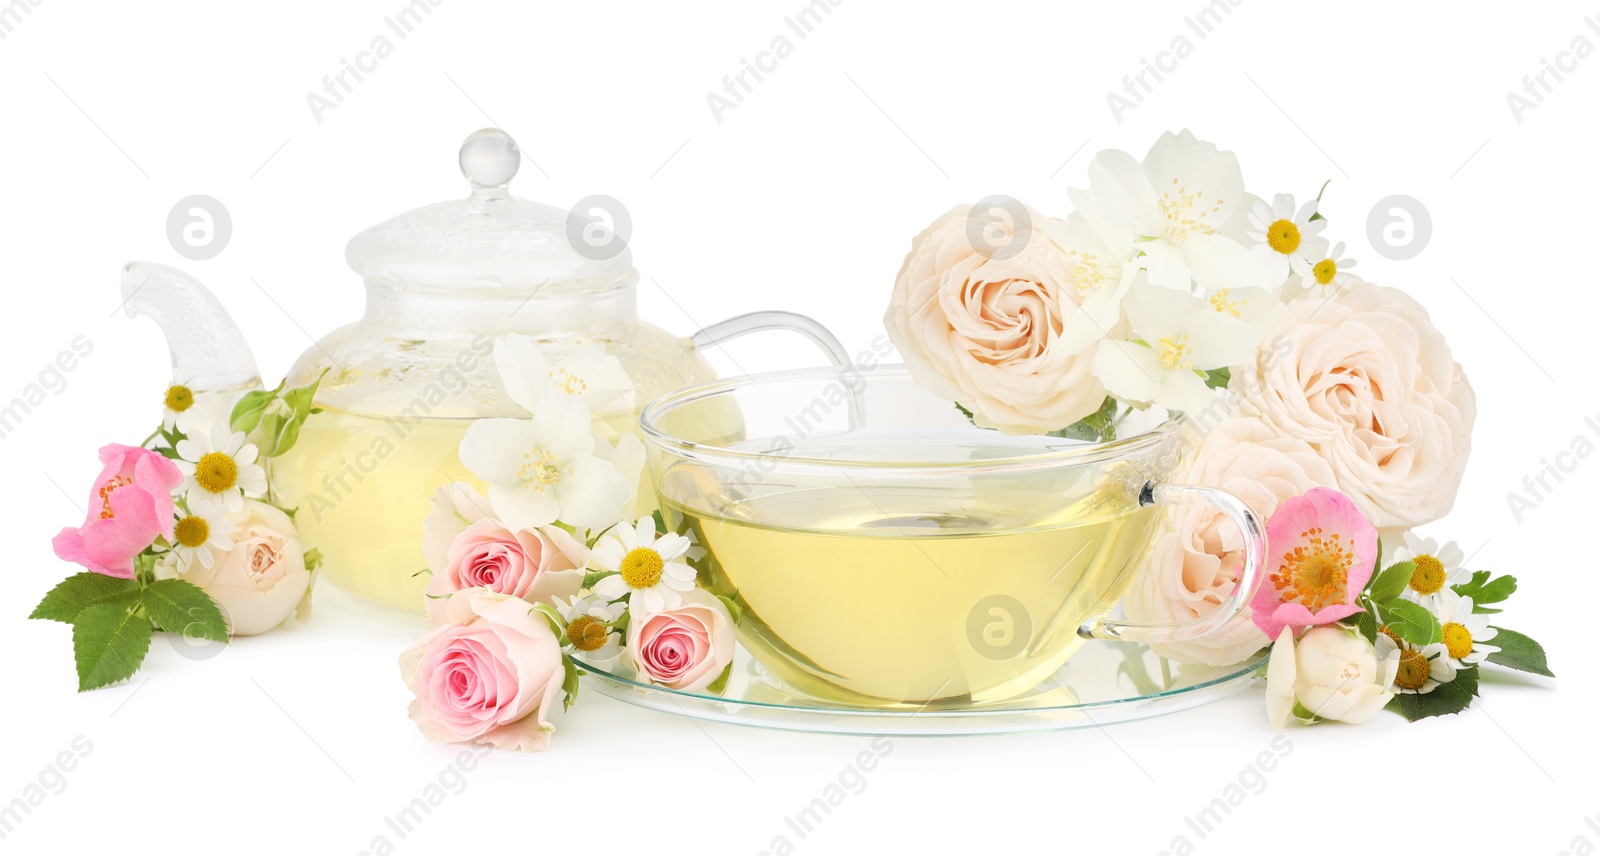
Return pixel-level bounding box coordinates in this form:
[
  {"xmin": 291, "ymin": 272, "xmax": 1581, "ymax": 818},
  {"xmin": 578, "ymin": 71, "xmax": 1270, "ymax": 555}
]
[
  {"xmin": 72, "ymin": 604, "xmax": 153, "ymax": 691},
  {"xmin": 1386, "ymin": 665, "xmax": 1479, "ymax": 722},
  {"xmin": 30, "ymin": 573, "xmax": 142, "ymax": 623},
  {"xmin": 1353, "ymin": 608, "xmax": 1379, "ymax": 645},
  {"xmin": 1367, "ymin": 561, "xmax": 1414, "ymax": 605},
  {"xmin": 229, "ymin": 381, "xmax": 282, "ymax": 434},
  {"xmin": 1050, "ymin": 396, "xmax": 1120, "ymax": 442},
  {"xmin": 706, "ymin": 661, "xmax": 734, "ymax": 696},
  {"xmin": 716, "ymin": 594, "xmax": 744, "ymax": 626},
  {"xmin": 1452, "ymin": 571, "xmax": 1517, "ymax": 614},
  {"xmin": 581, "ymin": 570, "xmax": 615, "ymax": 589},
  {"xmin": 1290, "ymin": 701, "xmax": 1323, "ymax": 725},
  {"xmin": 560, "ymin": 655, "xmax": 582, "ymax": 711},
  {"xmin": 303, "ymin": 548, "xmax": 324, "ymax": 573},
  {"xmin": 954, "ymin": 401, "xmax": 976, "ymax": 423},
  {"xmin": 141, "ymin": 579, "xmax": 228, "ymax": 643},
  {"xmin": 1484, "ymin": 627, "xmax": 1553, "ymax": 677},
  {"xmin": 1377, "ymin": 599, "xmax": 1441, "ymax": 646},
  {"xmin": 1202, "ymin": 367, "xmax": 1231, "ymax": 390}
]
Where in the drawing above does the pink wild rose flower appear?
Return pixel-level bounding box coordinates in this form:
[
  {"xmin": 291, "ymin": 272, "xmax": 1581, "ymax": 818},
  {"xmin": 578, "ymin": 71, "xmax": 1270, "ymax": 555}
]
[
  {"xmin": 1250, "ymin": 487, "xmax": 1378, "ymax": 639},
  {"xmin": 53, "ymin": 444, "xmax": 183, "ymax": 578}
]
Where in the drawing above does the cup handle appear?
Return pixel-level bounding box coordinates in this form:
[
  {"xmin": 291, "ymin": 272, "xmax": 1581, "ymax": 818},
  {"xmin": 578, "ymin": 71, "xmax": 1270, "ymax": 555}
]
[
  {"xmin": 1078, "ymin": 482, "xmax": 1266, "ymax": 644},
  {"xmin": 689, "ymin": 311, "xmax": 850, "ymax": 368}
]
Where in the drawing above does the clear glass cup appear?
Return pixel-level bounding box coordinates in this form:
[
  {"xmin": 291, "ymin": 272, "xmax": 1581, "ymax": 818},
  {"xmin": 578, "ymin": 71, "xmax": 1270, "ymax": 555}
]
[{"xmin": 640, "ymin": 365, "xmax": 1264, "ymax": 708}]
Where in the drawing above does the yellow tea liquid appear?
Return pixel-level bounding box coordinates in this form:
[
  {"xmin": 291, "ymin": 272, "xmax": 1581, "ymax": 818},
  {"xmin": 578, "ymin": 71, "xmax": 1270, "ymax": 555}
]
[
  {"xmin": 666, "ymin": 480, "xmax": 1157, "ymax": 706},
  {"xmin": 271, "ymin": 406, "xmax": 650, "ymax": 611}
]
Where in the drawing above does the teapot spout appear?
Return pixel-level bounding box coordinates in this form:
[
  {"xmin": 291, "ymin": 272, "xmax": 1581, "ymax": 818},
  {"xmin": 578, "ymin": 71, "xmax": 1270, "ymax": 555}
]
[{"xmin": 121, "ymin": 261, "xmax": 262, "ymax": 393}]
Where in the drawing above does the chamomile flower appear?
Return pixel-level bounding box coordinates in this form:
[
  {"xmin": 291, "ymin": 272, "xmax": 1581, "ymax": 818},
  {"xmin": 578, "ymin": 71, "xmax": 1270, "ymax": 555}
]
[
  {"xmin": 552, "ymin": 593, "xmax": 625, "ymax": 665},
  {"xmin": 1303, "ymin": 241, "xmax": 1357, "ymax": 298},
  {"xmin": 1375, "ymin": 633, "xmax": 1457, "ymax": 694},
  {"xmin": 169, "ymin": 499, "xmax": 237, "ymax": 573},
  {"xmin": 161, "ymin": 382, "xmax": 212, "ymax": 435},
  {"xmin": 590, "ymin": 517, "xmax": 696, "ymax": 613},
  {"xmin": 1434, "ymin": 589, "xmax": 1499, "ymax": 669},
  {"xmin": 1247, "ymin": 193, "xmax": 1328, "ymax": 280},
  {"xmin": 1390, "ymin": 532, "xmax": 1470, "ymax": 609},
  {"xmin": 175, "ymin": 424, "xmax": 268, "ymax": 511}
]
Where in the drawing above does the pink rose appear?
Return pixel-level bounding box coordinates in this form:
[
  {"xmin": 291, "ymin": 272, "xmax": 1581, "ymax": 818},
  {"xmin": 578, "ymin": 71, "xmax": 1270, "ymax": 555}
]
[
  {"xmin": 1124, "ymin": 417, "xmax": 1337, "ymax": 666},
  {"xmin": 421, "ymin": 482, "xmax": 491, "ymax": 575},
  {"xmin": 400, "ymin": 589, "xmax": 565, "ymax": 751},
  {"xmin": 1250, "ymin": 488, "xmax": 1379, "ymax": 640},
  {"xmin": 626, "ymin": 588, "xmax": 735, "ymax": 691},
  {"xmin": 53, "ymin": 444, "xmax": 183, "ymax": 578},
  {"xmin": 182, "ymin": 500, "xmax": 310, "ymax": 636},
  {"xmin": 424, "ymin": 518, "xmax": 586, "ymax": 623},
  {"xmin": 1237, "ymin": 282, "xmax": 1475, "ymax": 530},
  {"xmin": 884, "ymin": 203, "xmax": 1109, "ymax": 434}
]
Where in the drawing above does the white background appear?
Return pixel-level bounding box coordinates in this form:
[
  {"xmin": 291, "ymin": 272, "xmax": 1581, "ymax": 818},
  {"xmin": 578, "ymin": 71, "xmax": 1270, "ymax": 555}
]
[{"xmin": 0, "ymin": 1, "xmax": 1591, "ymax": 853}]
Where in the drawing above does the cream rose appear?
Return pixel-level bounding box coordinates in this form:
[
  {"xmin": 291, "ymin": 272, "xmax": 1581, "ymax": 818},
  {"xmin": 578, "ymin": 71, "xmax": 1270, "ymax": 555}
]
[
  {"xmin": 1237, "ymin": 282, "xmax": 1475, "ymax": 530},
  {"xmin": 884, "ymin": 203, "xmax": 1109, "ymax": 434},
  {"xmin": 1266, "ymin": 626, "xmax": 1398, "ymax": 727},
  {"xmin": 182, "ymin": 499, "xmax": 311, "ymax": 636},
  {"xmin": 1125, "ymin": 417, "xmax": 1336, "ymax": 666}
]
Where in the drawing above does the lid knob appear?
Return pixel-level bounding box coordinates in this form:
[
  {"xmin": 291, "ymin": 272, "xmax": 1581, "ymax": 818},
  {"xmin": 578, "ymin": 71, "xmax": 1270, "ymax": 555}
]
[{"xmin": 459, "ymin": 128, "xmax": 521, "ymax": 191}]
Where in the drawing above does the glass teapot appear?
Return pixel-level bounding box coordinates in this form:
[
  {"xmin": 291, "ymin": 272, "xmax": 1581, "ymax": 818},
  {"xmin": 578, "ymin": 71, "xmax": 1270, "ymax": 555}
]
[{"xmin": 122, "ymin": 128, "xmax": 845, "ymax": 611}]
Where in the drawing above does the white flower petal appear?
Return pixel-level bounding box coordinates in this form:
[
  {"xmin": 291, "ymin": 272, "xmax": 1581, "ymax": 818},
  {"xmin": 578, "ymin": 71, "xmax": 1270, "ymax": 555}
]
[
  {"xmin": 1091, "ymin": 340, "xmax": 1163, "ymax": 405},
  {"xmin": 460, "ymin": 418, "xmax": 540, "ymax": 485}
]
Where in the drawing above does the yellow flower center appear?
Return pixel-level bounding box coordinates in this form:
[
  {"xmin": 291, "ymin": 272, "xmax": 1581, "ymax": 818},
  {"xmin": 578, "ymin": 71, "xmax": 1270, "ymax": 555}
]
[
  {"xmin": 517, "ymin": 446, "xmax": 567, "ymax": 490},
  {"xmin": 1395, "ymin": 649, "xmax": 1431, "ymax": 691},
  {"xmin": 1409, "ymin": 555, "xmax": 1446, "ymax": 595},
  {"xmin": 194, "ymin": 452, "xmax": 238, "ymax": 494},
  {"xmin": 1158, "ymin": 178, "xmax": 1226, "ymax": 242},
  {"xmin": 549, "ymin": 368, "xmax": 589, "ymax": 397},
  {"xmin": 98, "ymin": 475, "xmax": 133, "ymax": 519},
  {"xmin": 1157, "ymin": 333, "xmax": 1192, "ymax": 370},
  {"xmin": 164, "ymin": 384, "xmax": 195, "ymax": 413},
  {"xmin": 1379, "ymin": 625, "xmax": 1402, "ymax": 647},
  {"xmin": 1267, "ymin": 219, "xmax": 1301, "ymax": 254},
  {"xmin": 1442, "ymin": 622, "xmax": 1473, "ymax": 660},
  {"xmin": 1065, "ymin": 248, "xmax": 1108, "ymax": 297},
  {"xmin": 620, "ymin": 547, "xmax": 664, "ymax": 589},
  {"xmin": 565, "ymin": 615, "xmax": 609, "ymax": 652},
  {"xmin": 1313, "ymin": 258, "xmax": 1338, "ymax": 285},
  {"xmin": 1269, "ymin": 526, "xmax": 1354, "ymax": 613},
  {"xmin": 1208, "ymin": 289, "xmax": 1242, "ymax": 318},
  {"xmin": 174, "ymin": 515, "xmax": 210, "ymax": 548}
]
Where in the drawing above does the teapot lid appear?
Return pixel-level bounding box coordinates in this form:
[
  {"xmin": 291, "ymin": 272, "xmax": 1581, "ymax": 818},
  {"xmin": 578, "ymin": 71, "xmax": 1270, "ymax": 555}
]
[{"xmin": 344, "ymin": 128, "xmax": 636, "ymax": 293}]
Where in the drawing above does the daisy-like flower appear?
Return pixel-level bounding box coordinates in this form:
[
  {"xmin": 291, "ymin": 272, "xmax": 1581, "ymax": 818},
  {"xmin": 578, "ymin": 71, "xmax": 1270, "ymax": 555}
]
[
  {"xmin": 590, "ymin": 517, "xmax": 696, "ymax": 613},
  {"xmin": 1390, "ymin": 532, "xmax": 1470, "ymax": 609},
  {"xmin": 1247, "ymin": 193, "xmax": 1329, "ymax": 280},
  {"xmin": 1375, "ymin": 633, "xmax": 1457, "ymax": 694},
  {"xmin": 175, "ymin": 424, "xmax": 267, "ymax": 511},
  {"xmin": 161, "ymin": 382, "xmax": 212, "ymax": 435},
  {"xmin": 1303, "ymin": 241, "xmax": 1356, "ymax": 298},
  {"xmin": 1091, "ymin": 277, "xmax": 1258, "ymax": 414},
  {"xmin": 168, "ymin": 499, "xmax": 237, "ymax": 573},
  {"xmin": 552, "ymin": 593, "xmax": 626, "ymax": 665},
  {"xmin": 1433, "ymin": 589, "xmax": 1499, "ymax": 669},
  {"xmin": 458, "ymin": 393, "xmax": 631, "ymax": 533}
]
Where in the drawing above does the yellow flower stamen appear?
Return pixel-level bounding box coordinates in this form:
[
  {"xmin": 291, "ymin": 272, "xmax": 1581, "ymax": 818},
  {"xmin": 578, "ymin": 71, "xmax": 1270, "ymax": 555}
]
[
  {"xmin": 517, "ymin": 446, "xmax": 568, "ymax": 491},
  {"xmin": 98, "ymin": 476, "xmax": 133, "ymax": 519},
  {"xmin": 1409, "ymin": 555, "xmax": 1446, "ymax": 595},
  {"xmin": 1267, "ymin": 219, "xmax": 1301, "ymax": 254},
  {"xmin": 1269, "ymin": 526, "xmax": 1354, "ymax": 613},
  {"xmin": 1157, "ymin": 333, "xmax": 1192, "ymax": 370},
  {"xmin": 164, "ymin": 384, "xmax": 195, "ymax": 413},
  {"xmin": 1395, "ymin": 648, "xmax": 1431, "ymax": 691},
  {"xmin": 174, "ymin": 515, "xmax": 210, "ymax": 548},
  {"xmin": 1208, "ymin": 289, "xmax": 1242, "ymax": 318},
  {"xmin": 620, "ymin": 548, "xmax": 664, "ymax": 589},
  {"xmin": 565, "ymin": 615, "xmax": 609, "ymax": 652},
  {"xmin": 194, "ymin": 453, "xmax": 238, "ymax": 494},
  {"xmin": 549, "ymin": 368, "xmax": 589, "ymax": 397},
  {"xmin": 1158, "ymin": 178, "xmax": 1226, "ymax": 242},
  {"xmin": 1442, "ymin": 622, "xmax": 1473, "ymax": 660},
  {"xmin": 1313, "ymin": 258, "xmax": 1338, "ymax": 285}
]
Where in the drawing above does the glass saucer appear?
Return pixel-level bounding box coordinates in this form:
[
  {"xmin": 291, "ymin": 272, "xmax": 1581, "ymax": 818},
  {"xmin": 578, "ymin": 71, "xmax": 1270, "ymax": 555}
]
[{"xmin": 575, "ymin": 641, "xmax": 1266, "ymax": 736}]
